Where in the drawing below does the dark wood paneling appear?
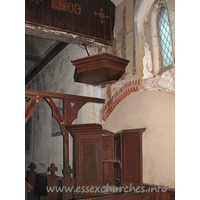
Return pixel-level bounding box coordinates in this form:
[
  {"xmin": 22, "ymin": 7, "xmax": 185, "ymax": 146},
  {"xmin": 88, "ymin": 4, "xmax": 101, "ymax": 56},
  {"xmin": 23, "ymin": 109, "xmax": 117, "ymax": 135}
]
[
  {"xmin": 76, "ymin": 134, "xmax": 103, "ymax": 187},
  {"xmin": 104, "ymin": 0, "xmax": 111, "ymax": 41},
  {"xmin": 102, "ymin": 131, "xmax": 115, "ymax": 185},
  {"xmin": 109, "ymin": 0, "xmax": 115, "ymax": 42},
  {"xmin": 51, "ymin": 8, "xmax": 66, "ymax": 29},
  {"xmin": 114, "ymin": 134, "xmax": 120, "ymax": 161},
  {"xmin": 102, "ymin": 134, "xmax": 114, "ymax": 160},
  {"xmin": 122, "ymin": 132, "xmax": 141, "ymax": 186},
  {"xmin": 120, "ymin": 129, "xmax": 145, "ymax": 188},
  {"xmin": 26, "ymin": 0, "xmax": 35, "ymax": 22},
  {"xmin": 71, "ymin": 124, "xmax": 103, "ymax": 188},
  {"xmin": 65, "ymin": 1, "xmax": 75, "ymax": 32},
  {"xmin": 103, "ymin": 162, "xmax": 115, "ymax": 185},
  {"xmin": 114, "ymin": 129, "xmax": 146, "ymax": 188},
  {"xmin": 87, "ymin": 0, "xmax": 95, "ymax": 39},
  {"xmin": 73, "ymin": 0, "xmax": 82, "ymax": 35},
  {"xmin": 43, "ymin": 0, "xmax": 51, "ymax": 26},
  {"xmin": 81, "ymin": 140, "xmax": 98, "ymax": 183},
  {"xmin": 94, "ymin": 0, "xmax": 100, "ymax": 40},
  {"xmin": 25, "ymin": 0, "xmax": 115, "ymax": 44},
  {"xmin": 80, "ymin": 0, "xmax": 89, "ymax": 36},
  {"xmin": 34, "ymin": 0, "xmax": 44, "ymax": 24}
]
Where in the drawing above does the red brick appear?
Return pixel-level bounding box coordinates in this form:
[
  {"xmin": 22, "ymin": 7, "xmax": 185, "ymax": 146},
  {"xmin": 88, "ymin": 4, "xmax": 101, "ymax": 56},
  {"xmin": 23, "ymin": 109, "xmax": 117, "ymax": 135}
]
[
  {"xmin": 119, "ymin": 95, "xmax": 123, "ymax": 100},
  {"xmin": 122, "ymin": 91, "xmax": 126, "ymax": 96},
  {"xmin": 113, "ymin": 101, "xmax": 118, "ymax": 107},
  {"xmin": 115, "ymin": 99, "xmax": 120, "ymax": 104},
  {"xmin": 130, "ymin": 86, "xmax": 134, "ymax": 92},
  {"xmin": 125, "ymin": 90, "xmax": 129, "ymax": 96},
  {"xmin": 127, "ymin": 88, "xmax": 132, "ymax": 94},
  {"xmin": 112, "ymin": 104, "xmax": 116, "ymax": 110},
  {"xmin": 122, "ymin": 93, "xmax": 126, "ymax": 98}
]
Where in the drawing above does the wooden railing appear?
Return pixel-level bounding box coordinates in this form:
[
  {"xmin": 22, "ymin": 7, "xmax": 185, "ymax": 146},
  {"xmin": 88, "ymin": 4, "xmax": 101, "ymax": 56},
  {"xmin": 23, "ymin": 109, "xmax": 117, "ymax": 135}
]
[{"xmin": 25, "ymin": 89, "xmax": 105, "ymax": 169}]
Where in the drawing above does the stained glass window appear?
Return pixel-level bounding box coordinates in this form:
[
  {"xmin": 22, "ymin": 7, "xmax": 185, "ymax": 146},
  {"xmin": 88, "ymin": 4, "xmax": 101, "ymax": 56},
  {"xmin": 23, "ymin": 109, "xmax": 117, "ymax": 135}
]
[{"xmin": 157, "ymin": 7, "xmax": 173, "ymax": 68}]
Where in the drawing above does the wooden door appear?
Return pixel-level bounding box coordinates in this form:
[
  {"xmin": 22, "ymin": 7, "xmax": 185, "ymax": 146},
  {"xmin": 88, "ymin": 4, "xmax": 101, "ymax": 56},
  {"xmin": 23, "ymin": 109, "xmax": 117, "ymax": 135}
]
[
  {"xmin": 76, "ymin": 134, "xmax": 103, "ymax": 187},
  {"xmin": 120, "ymin": 129, "xmax": 146, "ymax": 188},
  {"xmin": 102, "ymin": 131, "xmax": 115, "ymax": 185}
]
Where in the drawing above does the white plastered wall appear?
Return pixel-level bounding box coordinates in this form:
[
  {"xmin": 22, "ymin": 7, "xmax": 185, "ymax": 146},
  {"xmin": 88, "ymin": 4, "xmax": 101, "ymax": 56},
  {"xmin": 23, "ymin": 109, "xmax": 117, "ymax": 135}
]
[{"xmin": 103, "ymin": 0, "xmax": 175, "ymax": 188}]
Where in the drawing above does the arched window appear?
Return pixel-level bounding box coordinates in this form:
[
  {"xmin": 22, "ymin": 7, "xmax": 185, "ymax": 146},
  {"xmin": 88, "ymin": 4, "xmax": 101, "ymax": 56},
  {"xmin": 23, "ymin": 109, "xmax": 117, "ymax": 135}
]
[
  {"xmin": 150, "ymin": 1, "xmax": 174, "ymax": 75},
  {"xmin": 134, "ymin": 0, "xmax": 175, "ymax": 78},
  {"xmin": 157, "ymin": 7, "xmax": 173, "ymax": 68}
]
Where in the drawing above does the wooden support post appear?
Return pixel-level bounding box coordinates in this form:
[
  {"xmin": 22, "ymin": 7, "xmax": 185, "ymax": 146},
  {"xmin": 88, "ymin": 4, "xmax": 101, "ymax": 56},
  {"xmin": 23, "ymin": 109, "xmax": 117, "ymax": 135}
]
[
  {"xmin": 63, "ymin": 133, "xmax": 69, "ymax": 169},
  {"xmin": 63, "ymin": 99, "xmax": 69, "ymax": 169}
]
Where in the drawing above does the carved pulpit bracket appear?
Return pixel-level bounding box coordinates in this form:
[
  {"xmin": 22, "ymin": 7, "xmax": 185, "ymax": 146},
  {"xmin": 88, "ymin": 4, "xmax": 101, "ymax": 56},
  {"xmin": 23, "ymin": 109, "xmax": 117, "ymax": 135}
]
[{"xmin": 63, "ymin": 99, "xmax": 87, "ymax": 126}]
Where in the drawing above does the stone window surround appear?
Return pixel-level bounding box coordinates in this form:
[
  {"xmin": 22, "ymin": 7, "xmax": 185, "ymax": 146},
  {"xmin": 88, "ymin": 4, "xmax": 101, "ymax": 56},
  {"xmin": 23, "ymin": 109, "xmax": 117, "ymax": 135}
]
[
  {"xmin": 151, "ymin": 0, "xmax": 175, "ymax": 76},
  {"xmin": 134, "ymin": 0, "xmax": 175, "ymax": 79}
]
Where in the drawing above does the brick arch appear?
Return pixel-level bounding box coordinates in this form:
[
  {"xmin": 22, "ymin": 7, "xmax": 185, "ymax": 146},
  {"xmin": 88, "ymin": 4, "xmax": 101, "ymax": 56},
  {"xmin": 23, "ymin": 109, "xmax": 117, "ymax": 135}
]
[{"xmin": 100, "ymin": 78, "xmax": 175, "ymax": 121}]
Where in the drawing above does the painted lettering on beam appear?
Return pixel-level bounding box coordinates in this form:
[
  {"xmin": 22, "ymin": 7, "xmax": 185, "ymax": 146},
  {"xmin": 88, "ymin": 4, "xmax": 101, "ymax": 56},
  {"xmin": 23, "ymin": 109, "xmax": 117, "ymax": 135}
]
[
  {"xmin": 28, "ymin": 0, "xmax": 81, "ymax": 14},
  {"xmin": 51, "ymin": 0, "xmax": 81, "ymax": 14}
]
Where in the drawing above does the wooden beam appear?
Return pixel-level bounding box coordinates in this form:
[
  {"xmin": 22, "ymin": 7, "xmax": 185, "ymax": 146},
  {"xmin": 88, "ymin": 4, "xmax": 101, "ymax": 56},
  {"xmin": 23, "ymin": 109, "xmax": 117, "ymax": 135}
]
[
  {"xmin": 25, "ymin": 23, "xmax": 95, "ymax": 46},
  {"xmin": 25, "ymin": 89, "xmax": 105, "ymax": 104},
  {"xmin": 25, "ymin": 42, "xmax": 68, "ymax": 85},
  {"xmin": 25, "ymin": 53, "xmax": 41, "ymax": 61}
]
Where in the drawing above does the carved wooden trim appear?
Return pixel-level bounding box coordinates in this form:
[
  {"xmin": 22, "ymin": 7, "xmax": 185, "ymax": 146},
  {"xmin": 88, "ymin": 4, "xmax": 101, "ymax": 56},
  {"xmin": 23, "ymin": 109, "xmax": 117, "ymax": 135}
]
[
  {"xmin": 25, "ymin": 95, "xmax": 42, "ymax": 123},
  {"xmin": 64, "ymin": 99, "xmax": 87, "ymax": 125},
  {"xmin": 62, "ymin": 165, "xmax": 74, "ymax": 200},
  {"xmin": 25, "ymin": 89, "xmax": 105, "ymax": 168},
  {"xmin": 44, "ymin": 96, "xmax": 67, "ymax": 136},
  {"xmin": 25, "ymin": 89, "xmax": 105, "ymax": 125},
  {"xmin": 40, "ymin": 163, "xmax": 59, "ymax": 200},
  {"xmin": 27, "ymin": 162, "xmax": 37, "ymax": 195}
]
